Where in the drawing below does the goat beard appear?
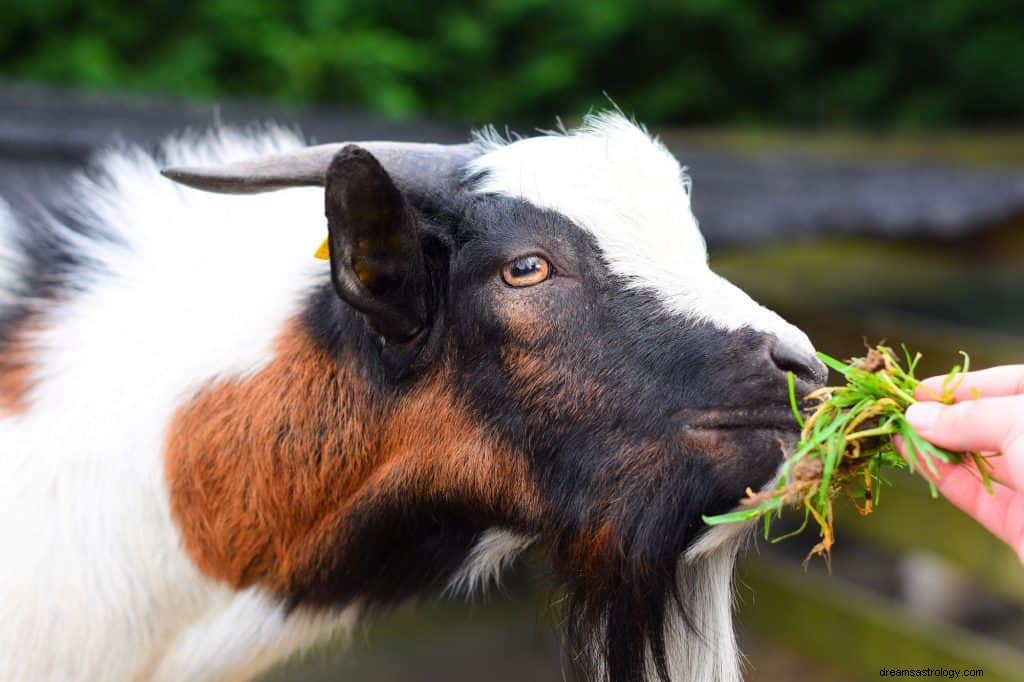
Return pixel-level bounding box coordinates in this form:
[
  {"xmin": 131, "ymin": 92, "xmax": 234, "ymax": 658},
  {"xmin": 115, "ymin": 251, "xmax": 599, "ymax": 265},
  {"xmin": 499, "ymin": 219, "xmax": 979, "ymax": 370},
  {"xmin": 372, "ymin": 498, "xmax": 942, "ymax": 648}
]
[{"xmin": 558, "ymin": 522, "xmax": 749, "ymax": 682}]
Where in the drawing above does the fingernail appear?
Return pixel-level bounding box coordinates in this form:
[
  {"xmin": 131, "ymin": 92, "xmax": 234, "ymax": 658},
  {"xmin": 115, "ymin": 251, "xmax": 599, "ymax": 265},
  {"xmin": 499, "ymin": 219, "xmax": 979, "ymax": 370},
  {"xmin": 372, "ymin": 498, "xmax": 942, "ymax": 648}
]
[{"xmin": 906, "ymin": 402, "xmax": 944, "ymax": 431}]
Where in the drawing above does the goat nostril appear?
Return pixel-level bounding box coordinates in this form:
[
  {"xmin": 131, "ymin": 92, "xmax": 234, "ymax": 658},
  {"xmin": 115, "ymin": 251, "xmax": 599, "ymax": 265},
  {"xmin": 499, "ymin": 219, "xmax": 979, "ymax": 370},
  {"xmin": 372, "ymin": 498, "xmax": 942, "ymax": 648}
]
[{"xmin": 770, "ymin": 338, "xmax": 827, "ymax": 385}]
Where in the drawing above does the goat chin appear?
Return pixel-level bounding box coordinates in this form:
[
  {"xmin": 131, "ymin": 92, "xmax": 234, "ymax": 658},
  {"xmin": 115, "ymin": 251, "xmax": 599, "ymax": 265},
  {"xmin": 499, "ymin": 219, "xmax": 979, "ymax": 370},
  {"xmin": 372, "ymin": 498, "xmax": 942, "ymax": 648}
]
[
  {"xmin": 578, "ymin": 528, "xmax": 748, "ymax": 682},
  {"xmin": 670, "ymin": 529, "xmax": 749, "ymax": 682},
  {"xmin": 652, "ymin": 460, "xmax": 785, "ymax": 682},
  {"xmin": 444, "ymin": 524, "xmax": 749, "ymax": 682}
]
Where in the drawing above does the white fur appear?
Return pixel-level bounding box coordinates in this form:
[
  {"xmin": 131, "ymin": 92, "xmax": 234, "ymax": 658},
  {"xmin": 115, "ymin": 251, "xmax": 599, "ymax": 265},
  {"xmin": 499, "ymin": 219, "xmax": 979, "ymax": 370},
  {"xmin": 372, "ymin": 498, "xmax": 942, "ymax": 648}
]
[
  {"xmin": 147, "ymin": 593, "xmax": 358, "ymax": 682},
  {"xmin": 446, "ymin": 529, "xmax": 534, "ymax": 597},
  {"xmin": 664, "ymin": 545, "xmax": 744, "ymax": 682},
  {"xmin": 581, "ymin": 542, "xmax": 743, "ymax": 682},
  {"xmin": 469, "ymin": 111, "xmax": 814, "ymax": 358},
  {"xmin": 0, "ymin": 129, "xmax": 346, "ymax": 680}
]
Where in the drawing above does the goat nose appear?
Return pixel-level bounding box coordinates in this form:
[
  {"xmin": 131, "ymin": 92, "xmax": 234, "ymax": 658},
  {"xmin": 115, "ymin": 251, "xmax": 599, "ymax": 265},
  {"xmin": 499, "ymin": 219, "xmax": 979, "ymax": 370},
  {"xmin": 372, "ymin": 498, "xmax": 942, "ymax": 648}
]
[{"xmin": 770, "ymin": 337, "xmax": 827, "ymax": 385}]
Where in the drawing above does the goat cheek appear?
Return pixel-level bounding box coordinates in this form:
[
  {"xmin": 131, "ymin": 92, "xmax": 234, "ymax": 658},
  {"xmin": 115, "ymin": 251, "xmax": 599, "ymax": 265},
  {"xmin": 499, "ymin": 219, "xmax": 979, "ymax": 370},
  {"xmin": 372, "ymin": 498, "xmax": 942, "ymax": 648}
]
[
  {"xmin": 499, "ymin": 296, "xmax": 548, "ymax": 346},
  {"xmin": 163, "ymin": 318, "xmax": 546, "ymax": 603},
  {"xmin": 162, "ymin": 320, "xmax": 366, "ymax": 594}
]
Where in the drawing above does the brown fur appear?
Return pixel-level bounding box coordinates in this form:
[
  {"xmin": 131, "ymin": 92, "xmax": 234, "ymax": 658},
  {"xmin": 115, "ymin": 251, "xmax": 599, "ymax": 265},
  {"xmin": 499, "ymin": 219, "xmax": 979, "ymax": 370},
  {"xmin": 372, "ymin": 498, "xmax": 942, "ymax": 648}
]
[
  {"xmin": 164, "ymin": 320, "xmax": 541, "ymax": 595},
  {"xmin": 0, "ymin": 318, "xmax": 39, "ymax": 414},
  {"xmin": 501, "ymin": 344, "xmax": 608, "ymax": 421}
]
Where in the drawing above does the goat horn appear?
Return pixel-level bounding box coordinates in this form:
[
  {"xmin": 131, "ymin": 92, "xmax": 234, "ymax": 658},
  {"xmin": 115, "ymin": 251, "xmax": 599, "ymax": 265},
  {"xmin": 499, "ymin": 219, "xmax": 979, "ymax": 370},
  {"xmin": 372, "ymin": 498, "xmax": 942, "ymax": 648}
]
[{"xmin": 161, "ymin": 142, "xmax": 480, "ymax": 195}]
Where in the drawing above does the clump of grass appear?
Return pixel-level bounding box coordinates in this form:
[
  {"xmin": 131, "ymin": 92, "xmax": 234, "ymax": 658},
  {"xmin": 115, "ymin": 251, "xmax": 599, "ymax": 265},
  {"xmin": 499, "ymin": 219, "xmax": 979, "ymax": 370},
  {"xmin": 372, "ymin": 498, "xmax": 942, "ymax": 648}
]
[{"xmin": 703, "ymin": 345, "xmax": 996, "ymax": 565}]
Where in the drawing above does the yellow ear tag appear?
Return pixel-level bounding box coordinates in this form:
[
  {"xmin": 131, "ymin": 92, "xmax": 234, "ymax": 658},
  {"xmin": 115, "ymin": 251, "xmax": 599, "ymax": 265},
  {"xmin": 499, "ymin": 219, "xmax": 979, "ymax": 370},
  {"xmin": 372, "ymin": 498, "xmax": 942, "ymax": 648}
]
[{"xmin": 313, "ymin": 237, "xmax": 330, "ymax": 260}]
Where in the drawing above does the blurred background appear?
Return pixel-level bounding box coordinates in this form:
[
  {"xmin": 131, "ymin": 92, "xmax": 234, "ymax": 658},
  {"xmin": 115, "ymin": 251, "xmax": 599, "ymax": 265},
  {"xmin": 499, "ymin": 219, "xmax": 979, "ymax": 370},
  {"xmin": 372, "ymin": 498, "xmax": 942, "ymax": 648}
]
[{"xmin": 2, "ymin": 1, "xmax": 1022, "ymax": 680}]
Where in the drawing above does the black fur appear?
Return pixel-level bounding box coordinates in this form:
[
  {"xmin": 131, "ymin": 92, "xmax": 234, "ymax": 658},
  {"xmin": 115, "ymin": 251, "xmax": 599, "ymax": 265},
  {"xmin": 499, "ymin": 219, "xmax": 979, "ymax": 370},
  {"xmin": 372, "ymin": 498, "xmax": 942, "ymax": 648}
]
[{"xmin": 285, "ymin": 496, "xmax": 492, "ymax": 613}]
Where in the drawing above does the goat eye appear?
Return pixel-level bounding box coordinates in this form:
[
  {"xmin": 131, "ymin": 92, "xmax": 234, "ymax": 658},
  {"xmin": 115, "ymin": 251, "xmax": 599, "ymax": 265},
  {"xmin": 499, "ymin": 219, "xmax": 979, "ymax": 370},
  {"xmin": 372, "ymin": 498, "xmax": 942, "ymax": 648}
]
[{"xmin": 501, "ymin": 255, "xmax": 551, "ymax": 287}]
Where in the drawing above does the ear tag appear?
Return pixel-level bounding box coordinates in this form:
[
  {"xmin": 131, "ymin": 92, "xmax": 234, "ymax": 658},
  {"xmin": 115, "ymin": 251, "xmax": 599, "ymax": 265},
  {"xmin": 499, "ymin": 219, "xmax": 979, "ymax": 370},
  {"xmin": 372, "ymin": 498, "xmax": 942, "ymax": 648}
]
[{"xmin": 313, "ymin": 237, "xmax": 330, "ymax": 260}]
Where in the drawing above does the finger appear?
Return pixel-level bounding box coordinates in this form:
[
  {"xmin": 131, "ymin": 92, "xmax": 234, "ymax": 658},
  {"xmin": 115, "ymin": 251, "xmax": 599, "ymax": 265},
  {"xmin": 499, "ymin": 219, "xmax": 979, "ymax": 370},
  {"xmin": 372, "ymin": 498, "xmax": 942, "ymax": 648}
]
[
  {"xmin": 905, "ymin": 395, "xmax": 1024, "ymax": 469},
  {"xmin": 973, "ymin": 453, "xmax": 1018, "ymax": 493},
  {"xmin": 928, "ymin": 464, "xmax": 1024, "ymax": 563},
  {"xmin": 897, "ymin": 438, "xmax": 1024, "ymax": 562},
  {"xmin": 921, "ymin": 450, "xmax": 1016, "ymax": 494},
  {"xmin": 916, "ymin": 364, "xmax": 1024, "ymax": 402},
  {"xmin": 894, "ymin": 437, "xmax": 1008, "ymax": 490}
]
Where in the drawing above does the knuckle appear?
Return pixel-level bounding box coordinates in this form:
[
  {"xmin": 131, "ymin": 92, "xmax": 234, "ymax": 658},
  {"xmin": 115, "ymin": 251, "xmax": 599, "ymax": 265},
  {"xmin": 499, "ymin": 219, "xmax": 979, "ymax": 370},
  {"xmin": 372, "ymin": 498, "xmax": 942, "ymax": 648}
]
[{"xmin": 1010, "ymin": 396, "xmax": 1024, "ymax": 442}]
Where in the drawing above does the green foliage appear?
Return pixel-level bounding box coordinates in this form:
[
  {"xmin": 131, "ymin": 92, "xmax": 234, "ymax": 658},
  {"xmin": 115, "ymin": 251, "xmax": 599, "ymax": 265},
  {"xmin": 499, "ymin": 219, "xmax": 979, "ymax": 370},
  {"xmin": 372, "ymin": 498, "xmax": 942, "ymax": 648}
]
[{"xmin": 1, "ymin": 0, "xmax": 1022, "ymax": 127}]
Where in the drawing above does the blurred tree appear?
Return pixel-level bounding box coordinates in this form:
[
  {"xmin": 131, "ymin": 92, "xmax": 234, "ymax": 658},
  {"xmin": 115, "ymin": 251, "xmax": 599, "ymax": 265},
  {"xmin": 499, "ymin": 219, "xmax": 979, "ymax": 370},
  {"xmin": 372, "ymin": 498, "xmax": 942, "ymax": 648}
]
[{"xmin": 0, "ymin": 0, "xmax": 1021, "ymax": 128}]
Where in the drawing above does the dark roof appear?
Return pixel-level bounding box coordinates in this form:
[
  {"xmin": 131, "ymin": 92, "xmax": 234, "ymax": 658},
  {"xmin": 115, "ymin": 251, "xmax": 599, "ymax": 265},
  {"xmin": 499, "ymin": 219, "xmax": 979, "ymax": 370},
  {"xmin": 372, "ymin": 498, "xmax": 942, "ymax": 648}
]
[{"xmin": 2, "ymin": 83, "xmax": 1023, "ymax": 249}]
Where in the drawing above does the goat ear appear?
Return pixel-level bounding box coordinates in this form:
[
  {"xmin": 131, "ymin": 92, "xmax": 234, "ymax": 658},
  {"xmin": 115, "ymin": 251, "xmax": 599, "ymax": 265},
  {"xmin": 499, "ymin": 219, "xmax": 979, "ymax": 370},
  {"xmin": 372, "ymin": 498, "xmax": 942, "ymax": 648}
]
[{"xmin": 325, "ymin": 145, "xmax": 430, "ymax": 341}]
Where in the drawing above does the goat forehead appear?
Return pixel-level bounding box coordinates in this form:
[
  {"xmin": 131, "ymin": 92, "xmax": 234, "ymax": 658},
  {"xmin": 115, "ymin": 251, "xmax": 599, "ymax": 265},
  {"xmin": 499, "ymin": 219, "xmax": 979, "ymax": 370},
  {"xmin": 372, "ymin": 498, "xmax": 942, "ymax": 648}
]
[
  {"xmin": 468, "ymin": 113, "xmax": 812, "ymax": 352},
  {"xmin": 470, "ymin": 115, "xmax": 706, "ymax": 262}
]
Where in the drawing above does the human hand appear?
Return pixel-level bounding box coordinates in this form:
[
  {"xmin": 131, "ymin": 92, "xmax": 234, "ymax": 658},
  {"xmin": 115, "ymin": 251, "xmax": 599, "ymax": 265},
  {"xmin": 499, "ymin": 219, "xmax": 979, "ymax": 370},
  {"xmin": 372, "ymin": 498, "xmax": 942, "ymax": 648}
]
[{"xmin": 898, "ymin": 365, "xmax": 1024, "ymax": 564}]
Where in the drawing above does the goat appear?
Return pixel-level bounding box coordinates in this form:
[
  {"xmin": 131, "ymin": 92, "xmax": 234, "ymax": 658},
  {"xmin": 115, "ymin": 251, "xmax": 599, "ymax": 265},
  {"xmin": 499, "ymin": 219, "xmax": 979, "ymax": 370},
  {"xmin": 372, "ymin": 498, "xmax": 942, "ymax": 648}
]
[{"xmin": 0, "ymin": 112, "xmax": 825, "ymax": 682}]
